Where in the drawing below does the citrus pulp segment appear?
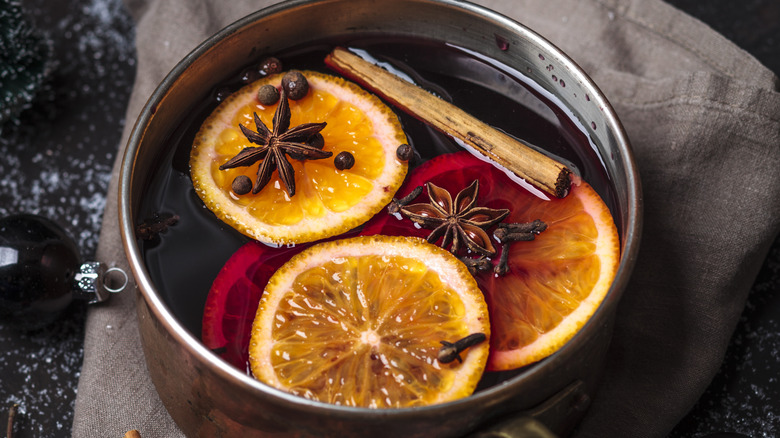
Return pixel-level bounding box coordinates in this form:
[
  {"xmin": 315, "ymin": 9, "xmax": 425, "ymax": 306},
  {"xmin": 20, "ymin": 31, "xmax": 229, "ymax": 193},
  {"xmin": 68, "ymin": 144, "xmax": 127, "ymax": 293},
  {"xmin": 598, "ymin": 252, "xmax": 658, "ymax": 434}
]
[
  {"xmin": 190, "ymin": 71, "xmax": 409, "ymax": 244},
  {"xmin": 248, "ymin": 235, "xmax": 490, "ymax": 408}
]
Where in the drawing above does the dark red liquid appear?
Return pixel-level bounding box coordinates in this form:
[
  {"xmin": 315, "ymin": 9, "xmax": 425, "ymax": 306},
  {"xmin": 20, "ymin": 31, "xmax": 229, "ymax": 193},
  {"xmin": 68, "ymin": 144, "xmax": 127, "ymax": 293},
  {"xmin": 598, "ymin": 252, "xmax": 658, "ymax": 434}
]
[{"xmin": 137, "ymin": 37, "xmax": 617, "ymax": 364}]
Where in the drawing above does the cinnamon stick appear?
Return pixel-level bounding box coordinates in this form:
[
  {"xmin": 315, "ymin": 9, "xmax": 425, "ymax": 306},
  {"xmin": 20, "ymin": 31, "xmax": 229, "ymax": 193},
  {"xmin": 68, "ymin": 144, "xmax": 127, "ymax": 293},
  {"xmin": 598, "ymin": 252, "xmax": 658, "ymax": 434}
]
[
  {"xmin": 325, "ymin": 47, "xmax": 571, "ymax": 198},
  {"xmin": 6, "ymin": 404, "xmax": 18, "ymax": 438}
]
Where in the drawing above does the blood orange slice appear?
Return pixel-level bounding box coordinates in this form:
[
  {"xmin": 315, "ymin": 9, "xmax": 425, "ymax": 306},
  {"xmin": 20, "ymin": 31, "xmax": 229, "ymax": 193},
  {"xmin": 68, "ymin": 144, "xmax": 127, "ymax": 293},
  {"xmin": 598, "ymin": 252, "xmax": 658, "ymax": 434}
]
[{"xmin": 366, "ymin": 152, "xmax": 620, "ymax": 370}]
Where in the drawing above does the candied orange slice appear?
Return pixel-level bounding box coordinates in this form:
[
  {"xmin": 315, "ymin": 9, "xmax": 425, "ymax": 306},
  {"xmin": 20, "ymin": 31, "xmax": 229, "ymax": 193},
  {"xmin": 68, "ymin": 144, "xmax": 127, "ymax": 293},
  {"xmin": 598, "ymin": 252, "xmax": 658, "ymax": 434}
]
[
  {"xmin": 190, "ymin": 71, "xmax": 408, "ymax": 244},
  {"xmin": 248, "ymin": 235, "xmax": 490, "ymax": 408}
]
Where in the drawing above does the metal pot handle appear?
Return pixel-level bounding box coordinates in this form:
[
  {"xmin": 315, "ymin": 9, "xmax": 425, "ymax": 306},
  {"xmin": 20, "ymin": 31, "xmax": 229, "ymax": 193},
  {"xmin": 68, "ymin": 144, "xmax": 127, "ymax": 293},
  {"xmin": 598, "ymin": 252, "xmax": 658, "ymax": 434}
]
[
  {"xmin": 466, "ymin": 380, "xmax": 590, "ymax": 438},
  {"xmin": 466, "ymin": 416, "xmax": 558, "ymax": 438}
]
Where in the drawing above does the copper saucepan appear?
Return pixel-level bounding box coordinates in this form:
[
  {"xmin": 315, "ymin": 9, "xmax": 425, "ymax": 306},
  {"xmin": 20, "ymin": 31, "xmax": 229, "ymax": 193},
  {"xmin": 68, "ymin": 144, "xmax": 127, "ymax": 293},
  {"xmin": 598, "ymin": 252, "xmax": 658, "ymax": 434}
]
[{"xmin": 118, "ymin": 0, "xmax": 642, "ymax": 436}]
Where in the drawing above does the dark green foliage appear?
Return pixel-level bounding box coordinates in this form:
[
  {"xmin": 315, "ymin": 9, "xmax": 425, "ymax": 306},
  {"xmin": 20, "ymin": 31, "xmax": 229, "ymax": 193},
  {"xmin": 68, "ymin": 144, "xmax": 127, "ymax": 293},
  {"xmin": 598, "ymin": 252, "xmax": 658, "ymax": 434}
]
[{"xmin": 0, "ymin": 0, "xmax": 53, "ymax": 126}]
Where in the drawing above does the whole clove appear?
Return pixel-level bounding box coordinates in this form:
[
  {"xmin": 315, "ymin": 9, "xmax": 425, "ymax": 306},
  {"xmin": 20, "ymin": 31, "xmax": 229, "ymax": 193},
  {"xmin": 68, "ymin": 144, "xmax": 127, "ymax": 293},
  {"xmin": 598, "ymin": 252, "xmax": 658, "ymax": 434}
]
[{"xmin": 438, "ymin": 333, "xmax": 487, "ymax": 364}]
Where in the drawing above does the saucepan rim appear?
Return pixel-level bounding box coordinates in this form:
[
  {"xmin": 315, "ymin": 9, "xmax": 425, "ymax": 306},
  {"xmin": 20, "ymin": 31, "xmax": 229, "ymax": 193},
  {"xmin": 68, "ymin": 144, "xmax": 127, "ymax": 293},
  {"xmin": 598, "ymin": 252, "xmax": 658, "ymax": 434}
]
[{"xmin": 119, "ymin": 0, "xmax": 642, "ymax": 421}]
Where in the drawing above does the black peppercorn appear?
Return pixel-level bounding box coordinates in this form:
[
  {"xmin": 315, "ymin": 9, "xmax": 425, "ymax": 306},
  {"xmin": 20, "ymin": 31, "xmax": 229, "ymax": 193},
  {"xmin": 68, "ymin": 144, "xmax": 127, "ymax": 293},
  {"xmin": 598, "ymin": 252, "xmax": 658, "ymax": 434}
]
[
  {"xmin": 281, "ymin": 70, "xmax": 309, "ymax": 100},
  {"xmin": 258, "ymin": 56, "xmax": 282, "ymax": 75},
  {"xmin": 307, "ymin": 132, "xmax": 325, "ymax": 150},
  {"xmin": 396, "ymin": 143, "xmax": 414, "ymax": 161},
  {"xmin": 232, "ymin": 175, "xmax": 253, "ymax": 195},
  {"xmin": 334, "ymin": 151, "xmax": 355, "ymax": 170},
  {"xmin": 257, "ymin": 84, "xmax": 280, "ymax": 105}
]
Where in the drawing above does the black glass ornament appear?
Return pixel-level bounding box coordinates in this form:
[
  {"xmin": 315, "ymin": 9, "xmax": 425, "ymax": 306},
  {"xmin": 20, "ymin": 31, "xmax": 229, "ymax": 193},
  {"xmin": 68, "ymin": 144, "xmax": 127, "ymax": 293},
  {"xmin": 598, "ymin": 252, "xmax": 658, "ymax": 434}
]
[{"xmin": 0, "ymin": 214, "xmax": 126, "ymax": 330}]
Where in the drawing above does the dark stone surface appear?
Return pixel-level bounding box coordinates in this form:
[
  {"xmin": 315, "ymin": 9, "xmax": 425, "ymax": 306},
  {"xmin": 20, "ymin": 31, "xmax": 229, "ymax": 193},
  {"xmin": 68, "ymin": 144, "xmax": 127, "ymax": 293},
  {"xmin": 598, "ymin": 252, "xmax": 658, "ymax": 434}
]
[
  {"xmin": 0, "ymin": 0, "xmax": 135, "ymax": 436},
  {"xmin": 0, "ymin": 0, "xmax": 777, "ymax": 437}
]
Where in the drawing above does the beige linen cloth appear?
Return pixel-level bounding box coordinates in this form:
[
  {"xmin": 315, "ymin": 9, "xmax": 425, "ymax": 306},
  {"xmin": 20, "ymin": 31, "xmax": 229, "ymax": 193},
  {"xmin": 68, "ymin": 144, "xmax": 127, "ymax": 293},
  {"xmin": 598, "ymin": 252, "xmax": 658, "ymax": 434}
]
[{"xmin": 72, "ymin": 0, "xmax": 780, "ymax": 436}]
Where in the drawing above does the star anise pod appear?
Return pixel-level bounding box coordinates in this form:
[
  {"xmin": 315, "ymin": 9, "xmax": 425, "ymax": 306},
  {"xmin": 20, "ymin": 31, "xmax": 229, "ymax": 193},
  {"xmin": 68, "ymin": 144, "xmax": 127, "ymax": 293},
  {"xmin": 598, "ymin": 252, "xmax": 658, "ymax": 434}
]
[
  {"xmin": 400, "ymin": 180, "xmax": 509, "ymax": 256},
  {"xmin": 135, "ymin": 212, "xmax": 179, "ymax": 240},
  {"xmin": 219, "ymin": 88, "xmax": 332, "ymax": 196}
]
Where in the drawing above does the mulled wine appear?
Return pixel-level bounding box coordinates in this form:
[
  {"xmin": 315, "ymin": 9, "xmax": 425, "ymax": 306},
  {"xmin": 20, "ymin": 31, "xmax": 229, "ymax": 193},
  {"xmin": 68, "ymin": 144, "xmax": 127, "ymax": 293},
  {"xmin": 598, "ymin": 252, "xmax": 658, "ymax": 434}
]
[{"xmin": 136, "ymin": 36, "xmax": 619, "ymax": 391}]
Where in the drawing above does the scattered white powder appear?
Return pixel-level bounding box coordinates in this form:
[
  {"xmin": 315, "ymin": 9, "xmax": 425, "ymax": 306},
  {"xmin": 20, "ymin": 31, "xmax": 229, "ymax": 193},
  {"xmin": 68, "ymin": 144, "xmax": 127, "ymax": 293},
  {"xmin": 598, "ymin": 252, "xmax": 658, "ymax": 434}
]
[
  {"xmin": 0, "ymin": 0, "xmax": 135, "ymax": 436},
  {"xmin": 0, "ymin": 305, "xmax": 88, "ymax": 437},
  {"xmin": 1, "ymin": 0, "xmax": 135, "ymax": 256},
  {"xmin": 1, "ymin": 1, "xmax": 779, "ymax": 437},
  {"xmin": 670, "ymin": 241, "xmax": 780, "ymax": 436}
]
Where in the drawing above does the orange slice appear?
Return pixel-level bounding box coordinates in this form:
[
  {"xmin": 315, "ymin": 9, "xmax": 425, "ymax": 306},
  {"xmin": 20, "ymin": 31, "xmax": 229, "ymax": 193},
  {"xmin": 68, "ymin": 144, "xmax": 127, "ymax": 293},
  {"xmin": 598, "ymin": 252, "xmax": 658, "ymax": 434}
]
[
  {"xmin": 362, "ymin": 151, "xmax": 620, "ymax": 371},
  {"xmin": 248, "ymin": 235, "xmax": 490, "ymax": 408},
  {"xmin": 481, "ymin": 177, "xmax": 619, "ymax": 370},
  {"xmin": 190, "ymin": 71, "xmax": 409, "ymax": 244}
]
